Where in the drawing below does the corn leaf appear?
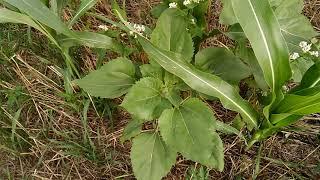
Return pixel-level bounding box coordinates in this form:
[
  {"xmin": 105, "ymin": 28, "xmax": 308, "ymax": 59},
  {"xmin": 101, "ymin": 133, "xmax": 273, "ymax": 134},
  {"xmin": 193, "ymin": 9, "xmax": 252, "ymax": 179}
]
[
  {"xmin": 138, "ymin": 37, "xmax": 258, "ymax": 128},
  {"xmin": 68, "ymin": 0, "xmax": 98, "ymax": 28},
  {"xmin": 270, "ymin": 113, "xmax": 302, "ymax": 126},
  {"xmin": 4, "ymin": 0, "xmax": 74, "ymax": 37},
  {"xmin": 131, "ymin": 132, "xmax": 176, "ymax": 180},
  {"xmin": 231, "ymin": 0, "xmax": 291, "ymax": 92},
  {"xmin": 221, "ymin": 0, "xmax": 318, "ymax": 53},
  {"xmin": 273, "ymin": 92, "xmax": 320, "ymax": 115},
  {"xmin": 159, "ymin": 98, "xmax": 224, "ymax": 170}
]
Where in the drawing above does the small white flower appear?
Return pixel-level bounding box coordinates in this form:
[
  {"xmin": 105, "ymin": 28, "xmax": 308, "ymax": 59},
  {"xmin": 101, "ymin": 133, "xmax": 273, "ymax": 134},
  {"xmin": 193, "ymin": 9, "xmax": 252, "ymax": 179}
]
[
  {"xmin": 302, "ymin": 44, "xmax": 312, "ymax": 53},
  {"xmin": 282, "ymin": 85, "xmax": 289, "ymax": 92},
  {"xmin": 133, "ymin": 24, "xmax": 145, "ymax": 32},
  {"xmin": 169, "ymin": 2, "xmax": 177, "ymax": 8},
  {"xmin": 183, "ymin": 0, "xmax": 191, "ymax": 6},
  {"xmin": 290, "ymin": 52, "xmax": 300, "ymax": 60},
  {"xmin": 299, "ymin": 41, "xmax": 308, "ymax": 48},
  {"xmin": 129, "ymin": 31, "xmax": 134, "ymax": 35},
  {"xmin": 98, "ymin": 25, "xmax": 109, "ymax": 31},
  {"xmin": 310, "ymin": 51, "xmax": 319, "ymax": 57},
  {"xmin": 191, "ymin": 18, "xmax": 196, "ymax": 24}
]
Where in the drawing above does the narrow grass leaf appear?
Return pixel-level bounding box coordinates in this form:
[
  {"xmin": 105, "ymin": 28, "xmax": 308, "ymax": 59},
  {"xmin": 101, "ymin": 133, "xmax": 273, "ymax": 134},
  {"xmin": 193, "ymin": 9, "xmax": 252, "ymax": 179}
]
[{"xmin": 68, "ymin": 0, "xmax": 98, "ymax": 28}]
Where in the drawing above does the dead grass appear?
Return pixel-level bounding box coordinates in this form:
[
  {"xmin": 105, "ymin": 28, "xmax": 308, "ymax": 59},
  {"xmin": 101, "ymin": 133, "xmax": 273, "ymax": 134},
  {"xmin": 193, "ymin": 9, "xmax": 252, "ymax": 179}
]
[{"xmin": 0, "ymin": 0, "xmax": 319, "ymax": 179}]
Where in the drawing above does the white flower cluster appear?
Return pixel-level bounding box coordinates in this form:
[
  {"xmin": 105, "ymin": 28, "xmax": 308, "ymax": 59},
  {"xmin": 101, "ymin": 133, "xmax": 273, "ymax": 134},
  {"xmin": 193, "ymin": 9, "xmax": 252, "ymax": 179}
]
[
  {"xmin": 183, "ymin": 0, "xmax": 204, "ymax": 6},
  {"xmin": 290, "ymin": 41, "xmax": 319, "ymax": 60},
  {"xmin": 299, "ymin": 41, "xmax": 319, "ymax": 57},
  {"xmin": 290, "ymin": 52, "xmax": 299, "ymax": 60},
  {"xmin": 169, "ymin": 2, "xmax": 177, "ymax": 8},
  {"xmin": 128, "ymin": 23, "xmax": 146, "ymax": 38},
  {"xmin": 299, "ymin": 41, "xmax": 312, "ymax": 53},
  {"xmin": 133, "ymin": 24, "xmax": 145, "ymax": 33},
  {"xmin": 169, "ymin": 0, "xmax": 204, "ymax": 8},
  {"xmin": 310, "ymin": 51, "xmax": 319, "ymax": 57},
  {"xmin": 98, "ymin": 25, "xmax": 109, "ymax": 31}
]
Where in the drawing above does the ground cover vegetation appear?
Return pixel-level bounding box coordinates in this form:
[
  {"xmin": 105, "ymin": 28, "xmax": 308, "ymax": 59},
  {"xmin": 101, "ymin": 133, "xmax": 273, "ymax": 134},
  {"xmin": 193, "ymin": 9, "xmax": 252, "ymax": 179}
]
[{"xmin": 0, "ymin": 0, "xmax": 319, "ymax": 179}]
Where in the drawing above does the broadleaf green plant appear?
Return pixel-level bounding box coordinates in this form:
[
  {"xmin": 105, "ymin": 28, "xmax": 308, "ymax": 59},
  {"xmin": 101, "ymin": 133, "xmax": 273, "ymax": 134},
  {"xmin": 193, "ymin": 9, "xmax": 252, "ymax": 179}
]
[{"xmin": 74, "ymin": 0, "xmax": 319, "ymax": 179}]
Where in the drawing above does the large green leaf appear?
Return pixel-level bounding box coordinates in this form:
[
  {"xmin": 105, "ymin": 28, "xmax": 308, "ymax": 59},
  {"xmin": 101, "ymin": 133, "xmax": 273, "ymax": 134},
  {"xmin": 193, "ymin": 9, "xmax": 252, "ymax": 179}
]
[
  {"xmin": 138, "ymin": 37, "xmax": 258, "ymax": 128},
  {"xmin": 131, "ymin": 132, "xmax": 176, "ymax": 180},
  {"xmin": 159, "ymin": 98, "xmax": 224, "ymax": 170},
  {"xmin": 121, "ymin": 77, "xmax": 171, "ymax": 120},
  {"xmin": 151, "ymin": 9, "xmax": 194, "ymax": 61},
  {"xmin": 231, "ymin": 0, "xmax": 291, "ymax": 92},
  {"xmin": 4, "ymin": 0, "xmax": 74, "ymax": 37},
  {"xmin": 75, "ymin": 57, "xmax": 135, "ymax": 98},
  {"xmin": 274, "ymin": 0, "xmax": 318, "ymax": 52},
  {"xmin": 195, "ymin": 47, "xmax": 251, "ymax": 84},
  {"xmin": 68, "ymin": 0, "xmax": 98, "ymax": 28}
]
